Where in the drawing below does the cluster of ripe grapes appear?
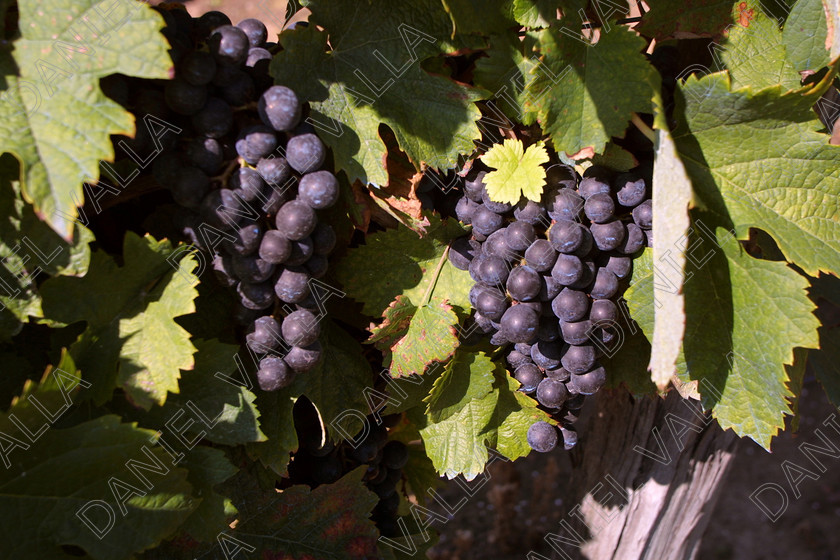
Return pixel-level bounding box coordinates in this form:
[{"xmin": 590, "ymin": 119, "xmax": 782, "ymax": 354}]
[
  {"xmin": 292, "ymin": 409, "xmax": 408, "ymax": 537},
  {"xmin": 125, "ymin": 6, "xmax": 339, "ymax": 391},
  {"xmin": 448, "ymin": 162, "xmax": 652, "ymax": 453}
]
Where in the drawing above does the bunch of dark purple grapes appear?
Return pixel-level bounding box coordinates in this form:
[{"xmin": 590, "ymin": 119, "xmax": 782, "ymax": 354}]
[
  {"xmin": 291, "ymin": 410, "xmax": 408, "ymax": 537},
  {"xmin": 129, "ymin": 7, "xmax": 338, "ymax": 392},
  {"xmin": 448, "ymin": 162, "xmax": 652, "ymax": 453}
]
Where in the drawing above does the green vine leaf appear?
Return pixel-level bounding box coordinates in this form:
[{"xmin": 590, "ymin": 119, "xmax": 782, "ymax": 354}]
[
  {"xmin": 39, "ymin": 233, "xmax": 198, "ymax": 408},
  {"xmin": 636, "ymin": 0, "xmax": 737, "ymax": 40},
  {"xmin": 271, "ymin": 0, "xmax": 485, "ymax": 186},
  {"xmin": 0, "ymin": 0, "xmax": 173, "ymax": 240},
  {"xmin": 481, "ymin": 138, "xmax": 549, "ymax": 204}
]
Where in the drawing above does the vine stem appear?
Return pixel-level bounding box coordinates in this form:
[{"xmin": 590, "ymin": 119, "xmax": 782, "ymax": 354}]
[
  {"xmin": 631, "ymin": 112, "xmax": 656, "ymax": 143},
  {"xmin": 420, "ymin": 244, "xmax": 450, "ymax": 308}
]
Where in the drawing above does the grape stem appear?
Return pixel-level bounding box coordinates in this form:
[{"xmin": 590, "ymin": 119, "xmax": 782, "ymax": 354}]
[
  {"xmin": 212, "ymin": 157, "xmax": 243, "ymax": 186},
  {"xmin": 420, "ymin": 244, "xmax": 450, "ymax": 308},
  {"xmin": 631, "ymin": 112, "xmax": 655, "ymax": 143}
]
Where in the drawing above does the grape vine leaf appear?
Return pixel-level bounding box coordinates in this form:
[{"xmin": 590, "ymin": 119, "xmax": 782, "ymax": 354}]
[
  {"xmin": 226, "ymin": 467, "xmax": 380, "ymax": 559},
  {"xmin": 178, "ymin": 446, "xmax": 238, "ymax": 542},
  {"xmin": 481, "ymin": 138, "xmax": 549, "ymax": 204},
  {"xmin": 512, "ymin": 0, "xmax": 587, "ymax": 28},
  {"xmin": 472, "ymin": 31, "xmax": 539, "ymax": 122},
  {"xmin": 523, "ymin": 25, "xmax": 658, "ymax": 157},
  {"xmin": 119, "ymin": 339, "xmax": 266, "ymax": 446},
  {"xmin": 625, "ymin": 222, "xmax": 820, "ymax": 449},
  {"xmin": 648, "ymin": 127, "xmax": 693, "ymax": 389},
  {"xmin": 440, "ymin": 0, "xmax": 513, "ymax": 34},
  {"xmin": 335, "ymin": 215, "xmax": 472, "ymax": 377},
  {"xmin": 672, "ymin": 72, "xmax": 840, "ymax": 277},
  {"xmin": 636, "ymin": 0, "xmax": 737, "ymax": 39},
  {"xmin": 721, "ymin": 4, "xmax": 810, "ymax": 91},
  {"xmin": 245, "ymin": 387, "xmax": 297, "ymax": 477},
  {"xmin": 419, "ymin": 350, "xmax": 552, "ymax": 479},
  {"xmin": 0, "ymin": 0, "xmax": 173, "ymax": 241},
  {"xmin": 271, "ymin": 0, "xmax": 485, "ymax": 187},
  {"xmin": 589, "ymin": 141, "xmax": 638, "ymax": 172},
  {"xmin": 0, "ymin": 409, "xmax": 197, "ymax": 560},
  {"xmin": 39, "ymin": 233, "xmax": 198, "ymax": 408},
  {"xmin": 423, "ymin": 350, "xmax": 496, "ymax": 422},
  {"xmin": 782, "ymin": 0, "xmax": 832, "ymax": 72},
  {"xmin": 0, "ymin": 153, "xmax": 93, "ymax": 340}
]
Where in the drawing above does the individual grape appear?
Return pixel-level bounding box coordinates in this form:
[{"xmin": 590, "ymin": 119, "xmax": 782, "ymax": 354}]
[
  {"xmin": 191, "ymin": 97, "xmax": 233, "ymax": 138},
  {"xmin": 185, "ymin": 137, "xmax": 223, "ymax": 174},
  {"xmin": 645, "ymin": 228, "xmax": 653, "ymax": 248},
  {"xmin": 299, "ymin": 170, "xmax": 339, "ymax": 209},
  {"xmin": 312, "ymin": 223, "xmax": 337, "ymax": 255},
  {"xmin": 471, "ymin": 205, "xmax": 505, "ymax": 236},
  {"xmin": 567, "ymin": 364, "xmax": 606, "ymax": 395},
  {"xmin": 232, "ymin": 223, "xmax": 263, "ymax": 256},
  {"xmin": 551, "ymin": 254, "xmax": 584, "ymax": 286},
  {"xmin": 584, "ymin": 192, "xmax": 615, "ymax": 224},
  {"xmin": 505, "ymin": 221, "xmax": 535, "ymax": 252},
  {"xmin": 527, "ymin": 421, "xmax": 558, "ymax": 453},
  {"xmin": 285, "ymin": 341, "xmax": 322, "ymax": 373},
  {"xmin": 474, "ymin": 286, "xmax": 508, "ymax": 321},
  {"xmin": 507, "ymin": 350, "xmax": 531, "ymax": 369},
  {"xmin": 561, "ymin": 426, "xmax": 579, "ymax": 450},
  {"xmin": 246, "ymin": 315, "xmax": 282, "ymax": 352},
  {"xmin": 531, "ymin": 340, "xmax": 564, "ymax": 370},
  {"xmin": 565, "ymin": 393, "xmax": 586, "ymax": 410},
  {"xmin": 590, "ymin": 299, "xmax": 617, "ymax": 327},
  {"xmin": 615, "ymin": 173, "xmax": 647, "ymax": 207},
  {"xmin": 515, "ymin": 363, "xmax": 543, "ymax": 393},
  {"xmin": 590, "ymin": 219, "xmax": 626, "ymax": 252},
  {"xmin": 200, "ymin": 188, "xmax": 250, "ymax": 229},
  {"xmin": 382, "ymin": 441, "xmax": 409, "ymax": 470},
  {"xmin": 552, "ymin": 288, "xmax": 589, "ymax": 322},
  {"xmin": 220, "ymin": 70, "xmax": 256, "ymax": 105},
  {"xmin": 577, "ymin": 176, "xmax": 611, "ymax": 199},
  {"xmin": 286, "ymin": 133, "xmax": 326, "ymax": 173},
  {"xmin": 546, "ymin": 188, "xmax": 584, "ymax": 222},
  {"xmin": 536, "ymin": 377, "xmax": 568, "ymax": 408},
  {"xmin": 229, "ymin": 167, "xmax": 266, "ymax": 202},
  {"xmin": 473, "ymin": 312, "xmax": 496, "ymax": 333},
  {"xmin": 164, "ymin": 78, "xmax": 207, "ymax": 115},
  {"xmin": 259, "ymin": 230, "xmax": 292, "ymax": 264},
  {"xmin": 481, "ymin": 188, "xmax": 513, "ymax": 213},
  {"xmin": 232, "ymin": 253, "xmax": 276, "ymax": 283},
  {"xmin": 235, "ymin": 125, "xmax": 278, "ymax": 164},
  {"xmin": 536, "ymin": 277, "xmax": 560, "ymax": 306},
  {"xmin": 618, "ymin": 223, "xmax": 645, "ymax": 255},
  {"xmin": 545, "ymin": 366, "xmax": 571, "ymax": 382},
  {"xmin": 169, "ymin": 167, "xmax": 210, "ymax": 210},
  {"xmin": 605, "ymin": 255, "xmax": 632, "ymax": 279},
  {"xmin": 561, "ymin": 344, "xmax": 596, "ymax": 374},
  {"xmin": 499, "ymin": 304, "xmax": 539, "ymax": 343},
  {"xmin": 237, "ymin": 18, "xmax": 268, "ymax": 47},
  {"xmin": 633, "ymin": 199, "xmax": 653, "ymax": 229},
  {"xmin": 285, "ymin": 237, "xmax": 314, "ymax": 266},
  {"xmin": 476, "ymin": 255, "xmax": 509, "ymax": 287},
  {"xmin": 569, "ymin": 259, "xmax": 596, "ymax": 291},
  {"xmin": 282, "ymin": 309, "xmax": 319, "ymax": 347},
  {"xmin": 455, "ymin": 196, "xmax": 479, "ymax": 224},
  {"xmin": 525, "ymin": 239, "xmax": 557, "ymax": 272},
  {"xmin": 257, "ymin": 356, "xmax": 294, "ymax": 391},
  {"xmin": 545, "ymin": 164, "xmax": 577, "ymax": 189},
  {"xmin": 513, "ymin": 198, "xmax": 548, "ymax": 225},
  {"xmin": 179, "ymin": 51, "xmax": 217, "ymax": 86},
  {"xmin": 560, "ymin": 319, "xmax": 593, "ymax": 346},
  {"xmin": 305, "ymin": 254, "xmax": 329, "ymax": 279},
  {"xmin": 209, "ymin": 25, "xmax": 249, "ymax": 66},
  {"xmin": 518, "ymin": 301, "xmax": 542, "ymax": 316},
  {"xmin": 237, "ymin": 280, "xmax": 275, "ymax": 310},
  {"xmin": 463, "ymin": 171, "xmax": 486, "ymax": 202},
  {"xmin": 506, "ymin": 265, "xmax": 541, "ymax": 302},
  {"xmin": 448, "ymin": 236, "xmax": 480, "ymax": 270},
  {"xmin": 213, "ymin": 254, "xmax": 236, "ymax": 288},
  {"xmin": 275, "ymin": 200, "xmax": 317, "ymax": 240},
  {"xmin": 274, "ymin": 266, "xmax": 311, "ymax": 303},
  {"xmin": 194, "ymin": 10, "xmax": 232, "ymax": 42},
  {"xmin": 468, "ymin": 253, "xmax": 487, "ymax": 283},
  {"xmin": 548, "ymin": 220, "xmax": 591, "ymax": 255},
  {"xmin": 515, "ymin": 342, "xmax": 533, "ymax": 356},
  {"xmin": 590, "ymin": 268, "xmax": 619, "ymax": 299},
  {"xmin": 246, "ymin": 47, "xmax": 272, "ymax": 68},
  {"xmin": 483, "ymin": 229, "xmax": 515, "ymax": 262},
  {"xmin": 259, "ymin": 85, "xmax": 302, "ymax": 132},
  {"xmin": 470, "ymin": 279, "xmax": 493, "ymax": 306}
]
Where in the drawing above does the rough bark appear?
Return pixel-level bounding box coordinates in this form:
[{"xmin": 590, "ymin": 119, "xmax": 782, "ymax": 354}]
[{"xmin": 545, "ymin": 388, "xmax": 740, "ymax": 560}]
